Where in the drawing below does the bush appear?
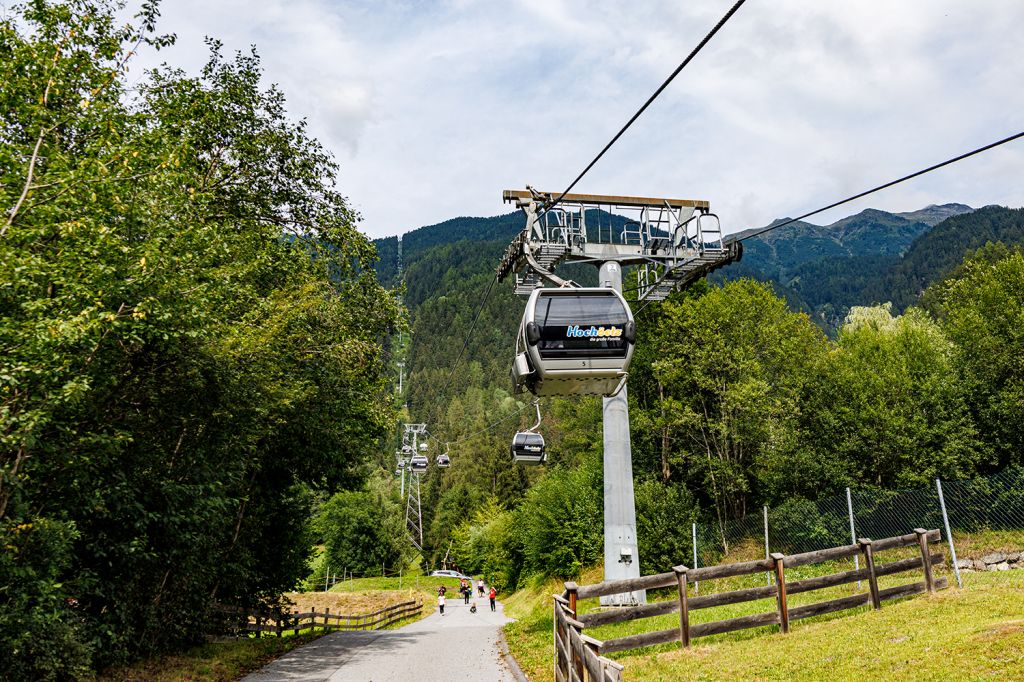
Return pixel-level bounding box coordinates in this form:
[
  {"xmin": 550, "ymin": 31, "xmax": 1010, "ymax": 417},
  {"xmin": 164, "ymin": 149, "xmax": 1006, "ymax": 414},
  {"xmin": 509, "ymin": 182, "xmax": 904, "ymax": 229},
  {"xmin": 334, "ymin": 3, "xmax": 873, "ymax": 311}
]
[
  {"xmin": 635, "ymin": 480, "xmax": 699, "ymax": 573},
  {"xmin": 516, "ymin": 458, "xmax": 603, "ymax": 580},
  {"xmin": 0, "ymin": 519, "xmax": 92, "ymax": 681}
]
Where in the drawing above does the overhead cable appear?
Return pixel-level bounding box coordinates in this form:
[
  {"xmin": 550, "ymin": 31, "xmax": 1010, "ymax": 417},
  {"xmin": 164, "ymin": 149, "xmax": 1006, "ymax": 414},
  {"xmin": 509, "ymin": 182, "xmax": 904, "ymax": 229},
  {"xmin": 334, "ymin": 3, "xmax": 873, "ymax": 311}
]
[
  {"xmin": 406, "ymin": 275, "xmax": 496, "ymax": 419},
  {"xmin": 734, "ymin": 130, "xmax": 1024, "ymax": 243},
  {"xmin": 545, "ymin": 0, "xmax": 748, "ymax": 215},
  {"xmin": 445, "ymin": 403, "xmax": 532, "ymax": 446}
]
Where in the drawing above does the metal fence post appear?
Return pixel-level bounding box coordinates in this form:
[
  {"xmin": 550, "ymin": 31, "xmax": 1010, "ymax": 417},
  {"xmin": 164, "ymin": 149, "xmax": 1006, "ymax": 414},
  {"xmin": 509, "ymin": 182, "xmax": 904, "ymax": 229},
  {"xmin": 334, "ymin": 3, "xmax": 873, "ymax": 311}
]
[
  {"xmin": 846, "ymin": 487, "xmax": 861, "ymax": 590},
  {"xmin": 763, "ymin": 505, "xmax": 771, "ymax": 586},
  {"xmin": 692, "ymin": 522, "xmax": 699, "ymax": 596},
  {"xmin": 936, "ymin": 478, "xmax": 963, "ymax": 588}
]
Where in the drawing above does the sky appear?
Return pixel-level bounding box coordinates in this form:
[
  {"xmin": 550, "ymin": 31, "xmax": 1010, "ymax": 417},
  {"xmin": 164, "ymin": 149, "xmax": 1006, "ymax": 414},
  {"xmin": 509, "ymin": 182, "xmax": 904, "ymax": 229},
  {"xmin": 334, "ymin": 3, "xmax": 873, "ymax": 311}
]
[{"xmin": 130, "ymin": 0, "xmax": 1024, "ymax": 239}]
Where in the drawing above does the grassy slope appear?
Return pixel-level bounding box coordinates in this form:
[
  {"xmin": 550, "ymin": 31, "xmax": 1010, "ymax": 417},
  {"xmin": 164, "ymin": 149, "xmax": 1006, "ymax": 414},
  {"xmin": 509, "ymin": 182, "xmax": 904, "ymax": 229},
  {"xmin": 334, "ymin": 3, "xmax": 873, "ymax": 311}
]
[
  {"xmin": 504, "ymin": 541, "xmax": 1024, "ymax": 681},
  {"xmin": 631, "ymin": 571, "xmax": 1024, "ymax": 681}
]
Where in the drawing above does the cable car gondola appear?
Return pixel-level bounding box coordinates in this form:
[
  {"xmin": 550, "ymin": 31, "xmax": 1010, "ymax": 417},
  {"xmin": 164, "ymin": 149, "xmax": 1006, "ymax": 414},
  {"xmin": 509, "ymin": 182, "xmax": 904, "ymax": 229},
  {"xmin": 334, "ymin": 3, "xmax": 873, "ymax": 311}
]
[
  {"xmin": 419, "ymin": 442, "xmax": 428, "ymax": 451},
  {"xmin": 511, "ymin": 400, "xmax": 547, "ymax": 465},
  {"xmin": 511, "ymin": 287, "xmax": 635, "ymax": 397},
  {"xmin": 410, "ymin": 454, "xmax": 428, "ymax": 473},
  {"xmin": 436, "ymin": 444, "xmax": 451, "ymax": 469}
]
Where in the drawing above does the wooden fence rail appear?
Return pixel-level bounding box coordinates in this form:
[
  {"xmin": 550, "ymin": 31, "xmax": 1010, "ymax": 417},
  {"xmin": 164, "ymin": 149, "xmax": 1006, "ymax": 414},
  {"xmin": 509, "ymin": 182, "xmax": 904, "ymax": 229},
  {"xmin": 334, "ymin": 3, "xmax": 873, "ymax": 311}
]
[
  {"xmin": 554, "ymin": 529, "xmax": 949, "ymax": 680},
  {"xmin": 216, "ymin": 598, "xmax": 423, "ymax": 638}
]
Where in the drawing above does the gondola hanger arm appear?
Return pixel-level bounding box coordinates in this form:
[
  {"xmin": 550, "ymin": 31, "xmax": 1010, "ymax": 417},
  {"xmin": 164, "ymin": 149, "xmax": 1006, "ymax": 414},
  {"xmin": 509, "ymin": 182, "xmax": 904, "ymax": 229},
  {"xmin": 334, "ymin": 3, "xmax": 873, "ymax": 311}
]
[{"xmin": 522, "ymin": 245, "xmax": 578, "ymax": 289}]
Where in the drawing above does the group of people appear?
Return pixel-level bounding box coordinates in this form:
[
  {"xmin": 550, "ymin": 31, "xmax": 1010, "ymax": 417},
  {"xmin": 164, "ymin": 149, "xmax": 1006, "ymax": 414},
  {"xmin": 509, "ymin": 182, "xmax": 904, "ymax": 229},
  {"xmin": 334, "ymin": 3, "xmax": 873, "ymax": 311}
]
[{"xmin": 436, "ymin": 578, "xmax": 496, "ymax": 616}]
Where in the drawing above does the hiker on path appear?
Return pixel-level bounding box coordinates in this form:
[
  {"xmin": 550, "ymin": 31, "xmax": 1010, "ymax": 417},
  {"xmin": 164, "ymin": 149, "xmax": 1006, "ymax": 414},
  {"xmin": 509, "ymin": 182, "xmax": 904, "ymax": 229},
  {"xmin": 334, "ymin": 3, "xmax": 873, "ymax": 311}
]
[
  {"xmin": 464, "ymin": 583, "xmax": 471, "ymax": 604},
  {"xmin": 477, "ymin": 579, "xmax": 485, "ymax": 597},
  {"xmin": 488, "ymin": 586, "xmax": 497, "ymax": 612},
  {"xmin": 438, "ymin": 592, "xmax": 446, "ymax": 616}
]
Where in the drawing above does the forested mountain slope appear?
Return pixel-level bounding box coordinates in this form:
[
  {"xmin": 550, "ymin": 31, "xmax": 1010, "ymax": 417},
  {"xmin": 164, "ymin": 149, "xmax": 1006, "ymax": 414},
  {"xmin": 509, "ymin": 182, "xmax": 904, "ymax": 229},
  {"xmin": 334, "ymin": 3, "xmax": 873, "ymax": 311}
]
[{"xmin": 380, "ymin": 202, "xmax": 1024, "ymax": 574}]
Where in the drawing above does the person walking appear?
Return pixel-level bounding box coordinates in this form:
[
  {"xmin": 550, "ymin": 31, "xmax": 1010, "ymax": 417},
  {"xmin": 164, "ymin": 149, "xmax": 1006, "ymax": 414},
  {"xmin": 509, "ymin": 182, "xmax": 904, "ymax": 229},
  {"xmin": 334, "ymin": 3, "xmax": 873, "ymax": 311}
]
[
  {"xmin": 464, "ymin": 583, "xmax": 471, "ymax": 604},
  {"xmin": 488, "ymin": 586, "xmax": 497, "ymax": 612},
  {"xmin": 477, "ymin": 579, "xmax": 485, "ymax": 597},
  {"xmin": 438, "ymin": 592, "xmax": 446, "ymax": 616}
]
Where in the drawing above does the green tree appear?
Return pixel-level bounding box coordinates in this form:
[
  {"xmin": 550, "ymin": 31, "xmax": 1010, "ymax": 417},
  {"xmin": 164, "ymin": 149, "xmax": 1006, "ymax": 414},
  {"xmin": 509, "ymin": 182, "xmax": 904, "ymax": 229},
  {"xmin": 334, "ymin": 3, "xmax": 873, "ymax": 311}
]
[
  {"xmin": 652, "ymin": 279, "xmax": 828, "ymax": 527},
  {"xmin": 316, "ymin": 481, "xmax": 410, "ymax": 577},
  {"xmin": 800, "ymin": 305, "xmax": 982, "ymax": 488},
  {"xmin": 516, "ymin": 457, "xmax": 603, "ymax": 579},
  {"xmin": 930, "ymin": 244, "xmax": 1024, "ymax": 468},
  {"xmin": 634, "ymin": 480, "xmax": 699, "ymax": 573},
  {"xmin": 0, "ymin": 1, "xmax": 400, "ymax": 674}
]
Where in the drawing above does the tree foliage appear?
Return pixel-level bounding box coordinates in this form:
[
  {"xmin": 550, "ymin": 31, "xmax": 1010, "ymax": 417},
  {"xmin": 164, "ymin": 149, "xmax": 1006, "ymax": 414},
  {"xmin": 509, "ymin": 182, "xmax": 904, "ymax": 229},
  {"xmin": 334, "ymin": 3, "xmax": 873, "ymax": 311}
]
[
  {"xmin": 800, "ymin": 305, "xmax": 983, "ymax": 490},
  {"xmin": 0, "ymin": 1, "xmax": 399, "ymax": 676},
  {"xmin": 931, "ymin": 244, "xmax": 1024, "ymax": 469}
]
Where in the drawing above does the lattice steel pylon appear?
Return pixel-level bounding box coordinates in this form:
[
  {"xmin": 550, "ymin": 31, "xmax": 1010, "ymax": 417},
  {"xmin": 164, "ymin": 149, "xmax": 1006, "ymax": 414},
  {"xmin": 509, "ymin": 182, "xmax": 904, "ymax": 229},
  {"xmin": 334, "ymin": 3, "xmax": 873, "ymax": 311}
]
[
  {"xmin": 400, "ymin": 423, "xmax": 427, "ymax": 550},
  {"xmin": 497, "ymin": 188, "xmax": 741, "ymax": 605},
  {"xmin": 405, "ymin": 473, "xmax": 423, "ymax": 550}
]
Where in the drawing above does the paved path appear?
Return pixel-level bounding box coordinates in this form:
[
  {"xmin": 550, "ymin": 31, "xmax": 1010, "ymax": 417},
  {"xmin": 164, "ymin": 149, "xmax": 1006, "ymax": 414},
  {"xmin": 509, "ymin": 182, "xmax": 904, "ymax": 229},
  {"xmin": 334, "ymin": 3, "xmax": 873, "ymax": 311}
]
[{"xmin": 240, "ymin": 596, "xmax": 518, "ymax": 682}]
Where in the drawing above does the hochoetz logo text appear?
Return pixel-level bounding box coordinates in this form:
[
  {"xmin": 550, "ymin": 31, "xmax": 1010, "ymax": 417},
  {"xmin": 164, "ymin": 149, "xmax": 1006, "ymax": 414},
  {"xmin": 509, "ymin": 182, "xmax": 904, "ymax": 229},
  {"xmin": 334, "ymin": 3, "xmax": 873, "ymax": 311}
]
[{"xmin": 566, "ymin": 325, "xmax": 623, "ymax": 338}]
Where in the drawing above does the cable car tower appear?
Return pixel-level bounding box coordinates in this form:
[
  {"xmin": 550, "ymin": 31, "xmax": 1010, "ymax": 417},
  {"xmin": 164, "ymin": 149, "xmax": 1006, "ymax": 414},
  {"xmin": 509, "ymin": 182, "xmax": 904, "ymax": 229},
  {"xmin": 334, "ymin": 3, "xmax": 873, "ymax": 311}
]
[
  {"xmin": 498, "ymin": 188, "xmax": 741, "ymax": 605},
  {"xmin": 401, "ymin": 423, "xmax": 428, "ymax": 550}
]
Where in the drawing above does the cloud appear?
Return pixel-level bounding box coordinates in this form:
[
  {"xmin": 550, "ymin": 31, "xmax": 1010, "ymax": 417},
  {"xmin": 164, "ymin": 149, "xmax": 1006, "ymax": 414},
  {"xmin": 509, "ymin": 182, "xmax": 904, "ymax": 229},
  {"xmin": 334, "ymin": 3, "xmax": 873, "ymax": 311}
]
[{"xmin": 137, "ymin": 0, "xmax": 1024, "ymax": 237}]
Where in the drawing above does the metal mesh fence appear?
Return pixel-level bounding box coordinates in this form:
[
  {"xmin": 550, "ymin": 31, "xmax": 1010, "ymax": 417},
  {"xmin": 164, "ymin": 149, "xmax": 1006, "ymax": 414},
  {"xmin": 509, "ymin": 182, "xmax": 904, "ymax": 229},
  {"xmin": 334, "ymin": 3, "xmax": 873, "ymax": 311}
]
[{"xmin": 691, "ymin": 466, "xmax": 1024, "ymax": 571}]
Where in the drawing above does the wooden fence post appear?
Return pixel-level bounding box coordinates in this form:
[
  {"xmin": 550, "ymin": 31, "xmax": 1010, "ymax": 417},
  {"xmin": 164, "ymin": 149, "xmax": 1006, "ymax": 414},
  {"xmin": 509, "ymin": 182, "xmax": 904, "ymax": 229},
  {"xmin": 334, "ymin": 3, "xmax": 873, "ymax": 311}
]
[
  {"xmin": 859, "ymin": 538, "xmax": 881, "ymax": 609},
  {"xmin": 673, "ymin": 565, "xmax": 690, "ymax": 648},
  {"xmin": 564, "ymin": 582, "xmax": 583, "ymax": 682},
  {"xmin": 914, "ymin": 528, "xmax": 935, "ymax": 593},
  {"xmin": 770, "ymin": 553, "xmax": 789, "ymax": 633},
  {"xmin": 293, "ymin": 609, "xmax": 299, "ymax": 636},
  {"xmin": 583, "ymin": 637, "xmax": 600, "ymax": 682},
  {"xmin": 325, "ymin": 607, "xmax": 331, "ymax": 631},
  {"xmin": 552, "ymin": 597, "xmax": 558, "ymax": 682},
  {"xmin": 275, "ymin": 611, "xmax": 283, "ymax": 638}
]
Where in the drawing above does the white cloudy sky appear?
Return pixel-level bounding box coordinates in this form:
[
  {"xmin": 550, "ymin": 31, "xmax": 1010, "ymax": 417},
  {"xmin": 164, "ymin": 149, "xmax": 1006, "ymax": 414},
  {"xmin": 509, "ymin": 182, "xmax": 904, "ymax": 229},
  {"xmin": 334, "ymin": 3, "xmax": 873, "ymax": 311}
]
[{"xmin": 131, "ymin": 0, "xmax": 1024, "ymax": 238}]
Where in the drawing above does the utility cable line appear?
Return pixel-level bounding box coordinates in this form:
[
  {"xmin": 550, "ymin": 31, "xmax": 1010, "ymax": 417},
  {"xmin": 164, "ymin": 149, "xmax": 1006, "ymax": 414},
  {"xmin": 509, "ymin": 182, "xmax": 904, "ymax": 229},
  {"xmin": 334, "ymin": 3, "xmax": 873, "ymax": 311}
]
[
  {"xmin": 544, "ymin": 0, "xmax": 748, "ymax": 215},
  {"xmin": 399, "ymin": 0, "xmax": 749, "ymax": 444},
  {"xmin": 632, "ymin": 129, "xmax": 1024, "ymax": 317},
  {"xmin": 733, "ymin": 130, "xmax": 1024, "ymax": 243},
  {"xmin": 403, "ymin": 275, "xmax": 496, "ymax": 420},
  {"xmin": 444, "ymin": 403, "xmax": 532, "ymax": 447}
]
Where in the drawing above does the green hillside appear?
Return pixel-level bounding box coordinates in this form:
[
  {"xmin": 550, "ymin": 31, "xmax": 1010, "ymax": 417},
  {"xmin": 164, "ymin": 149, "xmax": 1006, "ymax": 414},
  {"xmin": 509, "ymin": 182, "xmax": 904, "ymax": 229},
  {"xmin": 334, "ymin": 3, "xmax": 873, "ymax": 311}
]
[{"xmin": 383, "ymin": 201, "xmax": 1024, "ymax": 578}]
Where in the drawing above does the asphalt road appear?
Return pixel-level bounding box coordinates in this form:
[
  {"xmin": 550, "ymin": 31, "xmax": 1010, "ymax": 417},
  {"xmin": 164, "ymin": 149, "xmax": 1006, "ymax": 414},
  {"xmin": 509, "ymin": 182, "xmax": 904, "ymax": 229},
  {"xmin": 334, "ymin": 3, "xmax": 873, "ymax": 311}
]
[{"xmin": 240, "ymin": 595, "xmax": 518, "ymax": 682}]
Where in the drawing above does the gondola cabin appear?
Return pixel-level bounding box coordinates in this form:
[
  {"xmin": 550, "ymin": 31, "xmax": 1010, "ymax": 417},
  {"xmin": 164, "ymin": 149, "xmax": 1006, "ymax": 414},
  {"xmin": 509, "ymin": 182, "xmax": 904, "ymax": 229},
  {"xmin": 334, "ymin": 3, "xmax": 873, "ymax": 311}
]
[
  {"xmin": 419, "ymin": 442, "xmax": 428, "ymax": 451},
  {"xmin": 511, "ymin": 288, "xmax": 635, "ymax": 397},
  {"xmin": 410, "ymin": 454, "xmax": 428, "ymax": 473},
  {"xmin": 436, "ymin": 454, "xmax": 451, "ymax": 468},
  {"xmin": 510, "ymin": 431, "xmax": 546, "ymax": 465}
]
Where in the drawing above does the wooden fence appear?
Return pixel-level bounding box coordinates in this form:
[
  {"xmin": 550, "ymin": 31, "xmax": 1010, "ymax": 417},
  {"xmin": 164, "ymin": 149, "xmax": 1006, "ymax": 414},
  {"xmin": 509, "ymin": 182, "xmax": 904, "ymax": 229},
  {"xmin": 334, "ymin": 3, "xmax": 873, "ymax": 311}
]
[
  {"xmin": 554, "ymin": 529, "xmax": 948, "ymax": 681},
  {"xmin": 216, "ymin": 598, "xmax": 423, "ymax": 638}
]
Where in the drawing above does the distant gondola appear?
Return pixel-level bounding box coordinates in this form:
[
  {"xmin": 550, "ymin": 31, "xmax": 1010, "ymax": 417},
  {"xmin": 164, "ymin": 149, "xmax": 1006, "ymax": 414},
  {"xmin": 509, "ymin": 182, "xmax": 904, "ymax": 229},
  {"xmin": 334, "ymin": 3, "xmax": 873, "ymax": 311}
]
[
  {"xmin": 511, "ymin": 287, "xmax": 635, "ymax": 397},
  {"xmin": 510, "ymin": 431, "xmax": 546, "ymax": 465},
  {"xmin": 511, "ymin": 399, "xmax": 547, "ymax": 465},
  {"xmin": 410, "ymin": 454, "xmax": 428, "ymax": 473},
  {"xmin": 437, "ymin": 454, "xmax": 451, "ymax": 468}
]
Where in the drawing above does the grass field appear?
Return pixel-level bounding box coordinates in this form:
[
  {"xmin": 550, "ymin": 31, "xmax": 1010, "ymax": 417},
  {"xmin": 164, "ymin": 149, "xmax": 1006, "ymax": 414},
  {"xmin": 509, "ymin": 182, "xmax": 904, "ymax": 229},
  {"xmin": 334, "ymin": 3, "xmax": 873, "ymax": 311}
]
[{"xmin": 504, "ymin": 541, "xmax": 1024, "ymax": 681}]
